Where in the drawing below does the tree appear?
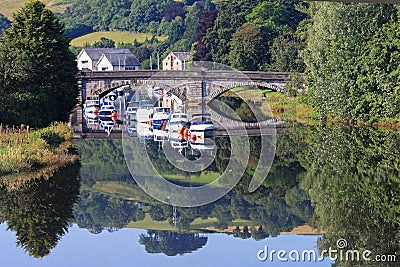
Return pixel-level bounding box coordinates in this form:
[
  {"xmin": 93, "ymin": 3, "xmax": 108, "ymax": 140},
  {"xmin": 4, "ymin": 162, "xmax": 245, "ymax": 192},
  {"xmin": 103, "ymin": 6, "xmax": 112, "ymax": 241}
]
[
  {"xmin": 301, "ymin": 124, "xmax": 400, "ymax": 266},
  {"xmin": 167, "ymin": 16, "xmax": 185, "ymax": 45},
  {"xmin": 204, "ymin": 0, "xmax": 263, "ymax": 64},
  {"xmin": 270, "ymin": 33, "xmax": 305, "ymax": 72},
  {"xmin": 0, "ymin": 0, "xmax": 78, "ymax": 128},
  {"xmin": 192, "ymin": 10, "xmax": 217, "ymax": 61},
  {"xmin": 228, "ymin": 23, "xmax": 267, "ymax": 70},
  {"xmin": 0, "ymin": 164, "xmax": 81, "ymax": 258},
  {"xmin": 303, "ymin": 2, "xmax": 398, "ymax": 122},
  {"xmin": 93, "ymin": 37, "xmax": 116, "ymax": 48}
]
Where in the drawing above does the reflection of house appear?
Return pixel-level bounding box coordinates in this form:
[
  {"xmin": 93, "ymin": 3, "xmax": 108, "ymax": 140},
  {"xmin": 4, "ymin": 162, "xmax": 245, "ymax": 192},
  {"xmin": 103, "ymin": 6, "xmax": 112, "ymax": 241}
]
[
  {"xmin": 77, "ymin": 48, "xmax": 141, "ymax": 71},
  {"xmin": 162, "ymin": 52, "xmax": 190, "ymax": 70}
]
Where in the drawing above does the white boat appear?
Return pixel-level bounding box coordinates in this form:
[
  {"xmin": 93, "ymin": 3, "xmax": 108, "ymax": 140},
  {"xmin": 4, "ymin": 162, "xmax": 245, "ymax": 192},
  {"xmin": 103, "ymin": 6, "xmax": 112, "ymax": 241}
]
[
  {"xmin": 136, "ymin": 100, "xmax": 154, "ymax": 122},
  {"xmin": 136, "ymin": 122, "xmax": 153, "ymax": 138},
  {"xmin": 168, "ymin": 112, "xmax": 188, "ymax": 123},
  {"xmin": 100, "ymin": 101, "xmax": 115, "ymax": 111},
  {"xmin": 153, "ymin": 129, "xmax": 168, "ymax": 142},
  {"xmin": 84, "ymin": 95, "xmax": 100, "ymax": 107},
  {"xmin": 83, "ymin": 105, "xmax": 98, "ymax": 119},
  {"xmin": 86, "ymin": 118, "xmax": 98, "ymax": 125},
  {"xmin": 151, "ymin": 107, "xmax": 171, "ymax": 130},
  {"xmin": 189, "ymin": 121, "xmax": 215, "ymax": 138},
  {"xmin": 125, "ymin": 116, "xmax": 137, "ymax": 137},
  {"xmin": 151, "ymin": 107, "xmax": 170, "ymax": 120}
]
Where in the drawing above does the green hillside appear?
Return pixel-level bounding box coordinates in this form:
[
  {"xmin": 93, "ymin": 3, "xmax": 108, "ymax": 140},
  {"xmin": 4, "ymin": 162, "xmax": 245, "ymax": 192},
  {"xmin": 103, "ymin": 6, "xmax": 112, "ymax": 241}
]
[
  {"xmin": 70, "ymin": 31, "xmax": 167, "ymax": 47},
  {"xmin": 0, "ymin": 0, "xmax": 69, "ymax": 18}
]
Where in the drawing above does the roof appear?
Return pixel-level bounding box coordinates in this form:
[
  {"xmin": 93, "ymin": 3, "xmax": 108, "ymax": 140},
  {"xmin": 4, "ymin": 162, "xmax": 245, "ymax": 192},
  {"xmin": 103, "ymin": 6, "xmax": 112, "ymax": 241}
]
[
  {"xmin": 100, "ymin": 52, "xmax": 141, "ymax": 66},
  {"xmin": 171, "ymin": 52, "xmax": 190, "ymax": 61},
  {"xmin": 79, "ymin": 48, "xmax": 134, "ymax": 61}
]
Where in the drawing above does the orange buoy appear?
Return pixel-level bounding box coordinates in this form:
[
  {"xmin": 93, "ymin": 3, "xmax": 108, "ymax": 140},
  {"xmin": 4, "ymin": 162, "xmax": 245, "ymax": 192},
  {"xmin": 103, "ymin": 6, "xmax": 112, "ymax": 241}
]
[
  {"xmin": 191, "ymin": 134, "xmax": 197, "ymax": 142},
  {"xmin": 178, "ymin": 127, "xmax": 184, "ymax": 136}
]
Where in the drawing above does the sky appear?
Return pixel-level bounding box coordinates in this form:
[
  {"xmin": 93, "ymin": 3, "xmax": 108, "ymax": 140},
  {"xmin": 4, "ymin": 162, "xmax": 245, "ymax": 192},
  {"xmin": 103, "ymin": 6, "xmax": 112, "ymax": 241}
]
[{"xmin": 0, "ymin": 223, "xmax": 334, "ymax": 267}]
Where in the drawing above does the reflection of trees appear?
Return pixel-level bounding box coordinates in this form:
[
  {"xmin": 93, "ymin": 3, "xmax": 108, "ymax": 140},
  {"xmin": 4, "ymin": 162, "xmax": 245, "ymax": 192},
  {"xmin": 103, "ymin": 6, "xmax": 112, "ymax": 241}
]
[
  {"xmin": 302, "ymin": 125, "xmax": 400, "ymax": 266},
  {"xmin": 0, "ymin": 164, "xmax": 81, "ymax": 258},
  {"xmin": 139, "ymin": 230, "xmax": 208, "ymax": 256},
  {"xmin": 74, "ymin": 140, "xmax": 133, "ymax": 186},
  {"xmin": 74, "ymin": 190, "xmax": 145, "ymax": 234},
  {"xmin": 74, "ymin": 129, "xmax": 313, "ymax": 241}
]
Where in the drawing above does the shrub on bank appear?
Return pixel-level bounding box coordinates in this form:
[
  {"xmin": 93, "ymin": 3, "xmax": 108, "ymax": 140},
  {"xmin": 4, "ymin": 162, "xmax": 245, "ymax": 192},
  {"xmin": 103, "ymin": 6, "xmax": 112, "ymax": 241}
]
[{"xmin": 0, "ymin": 123, "xmax": 77, "ymax": 176}]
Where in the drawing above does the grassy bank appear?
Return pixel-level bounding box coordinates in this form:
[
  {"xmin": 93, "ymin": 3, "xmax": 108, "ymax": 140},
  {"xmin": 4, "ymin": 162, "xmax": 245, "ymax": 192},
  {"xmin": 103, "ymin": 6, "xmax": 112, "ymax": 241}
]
[
  {"xmin": 262, "ymin": 90, "xmax": 317, "ymax": 124},
  {"xmin": 239, "ymin": 89, "xmax": 400, "ymax": 128},
  {"xmin": 0, "ymin": 123, "xmax": 78, "ymax": 176}
]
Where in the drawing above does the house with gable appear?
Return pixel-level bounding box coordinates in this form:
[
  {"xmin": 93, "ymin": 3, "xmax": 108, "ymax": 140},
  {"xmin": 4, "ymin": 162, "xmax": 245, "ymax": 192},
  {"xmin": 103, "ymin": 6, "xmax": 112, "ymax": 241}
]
[
  {"xmin": 77, "ymin": 48, "xmax": 141, "ymax": 71},
  {"xmin": 162, "ymin": 52, "xmax": 191, "ymax": 70}
]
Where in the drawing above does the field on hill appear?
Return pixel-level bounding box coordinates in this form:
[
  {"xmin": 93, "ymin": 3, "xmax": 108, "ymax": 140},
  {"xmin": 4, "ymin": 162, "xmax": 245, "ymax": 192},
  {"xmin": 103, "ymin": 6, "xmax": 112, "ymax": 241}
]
[
  {"xmin": 0, "ymin": 0, "xmax": 69, "ymax": 18},
  {"xmin": 70, "ymin": 31, "xmax": 167, "ymax": 47}
]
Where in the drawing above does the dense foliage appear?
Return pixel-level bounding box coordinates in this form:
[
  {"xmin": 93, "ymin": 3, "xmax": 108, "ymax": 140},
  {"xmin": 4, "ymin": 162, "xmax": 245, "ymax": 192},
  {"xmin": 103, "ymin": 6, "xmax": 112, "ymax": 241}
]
[
  {"xmin": 301, "ymin": 124, "xmax": 400, "ymax": 266},
  {"xmin": 303, "ymin": 3, "xmax": 400, "ymax": 122},
  {"xmin": 0, "ymin": 1, "xmax": 78, "ymax": 128}
]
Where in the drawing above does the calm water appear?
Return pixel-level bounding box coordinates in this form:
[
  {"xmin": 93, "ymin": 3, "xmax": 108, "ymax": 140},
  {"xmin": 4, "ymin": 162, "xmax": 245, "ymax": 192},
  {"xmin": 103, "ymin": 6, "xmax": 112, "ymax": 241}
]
[{"xmin": 0, "ymin": 124, "xmax": 399, "ymax": 267}]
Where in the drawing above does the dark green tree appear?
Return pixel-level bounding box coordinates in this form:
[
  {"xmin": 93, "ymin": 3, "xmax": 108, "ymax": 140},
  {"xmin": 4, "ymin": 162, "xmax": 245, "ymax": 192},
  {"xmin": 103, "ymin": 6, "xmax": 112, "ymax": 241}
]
[
  {"xmin": 93, "ymin": 37, "xmax": 116, "ymax": 48},
  {"xmin": 270, "ymin": 33, "xmax": 305, "ymax": 72},
  {"xmin": 0, "ymin": 164, "xmax": 81, "ymax": 258},
  {"xmin": 167, "ymin": 16, "xmax": 185, "ymax": 45},
  {"xmin": 228, "ymin": 23, "xmax": 267, "ymax": 70},
  {"xmin": 0, "ymin": 0, "xmax": 78, "ymax": 128},
  {"xmin": 204, "ymin": 0, "xmax": 263, "ymax": 64},
  {"xmin": 139, "ymin": 230, "xmax": 208, "ymax": 256}
]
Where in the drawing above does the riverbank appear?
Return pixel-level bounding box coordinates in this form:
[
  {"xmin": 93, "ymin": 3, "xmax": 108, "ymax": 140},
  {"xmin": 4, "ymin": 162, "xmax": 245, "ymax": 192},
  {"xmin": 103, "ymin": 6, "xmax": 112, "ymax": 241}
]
[
  {"xmin": 0, "ymin": 123, "xmax": 78, "ymax": 178},
  {"xmin": 264, "ymin": 91, "xmax": 400, "ymax": 129}
]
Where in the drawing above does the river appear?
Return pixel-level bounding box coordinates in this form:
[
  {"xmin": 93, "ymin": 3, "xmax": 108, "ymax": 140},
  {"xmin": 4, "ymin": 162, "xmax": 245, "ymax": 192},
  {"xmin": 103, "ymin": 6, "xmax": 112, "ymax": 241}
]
[{"xmin": 0, "ymin": 123, "xmax": 398, "ymax": 267}]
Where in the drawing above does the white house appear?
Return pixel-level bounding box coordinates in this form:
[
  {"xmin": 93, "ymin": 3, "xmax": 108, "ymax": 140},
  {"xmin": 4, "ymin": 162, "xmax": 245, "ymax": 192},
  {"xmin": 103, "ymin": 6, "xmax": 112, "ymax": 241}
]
[
  {"xmin": 95, "ymin": 52, "xmax": 141, "ymax": 71},
  {"xmin": 77, "ymin": 48, "xmax": 141, "ymax": 71},
  {"xmin": 162, "ymin": 52, "xmax": 190, "ymax": 70}
]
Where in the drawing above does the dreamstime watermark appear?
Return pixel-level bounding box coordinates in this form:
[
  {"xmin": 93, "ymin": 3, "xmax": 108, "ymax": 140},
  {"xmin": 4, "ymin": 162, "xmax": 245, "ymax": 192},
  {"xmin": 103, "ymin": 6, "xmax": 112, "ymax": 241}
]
[
  {"xmin": 257, "ymin": 238, "xmax": 397, "ymax": 263},
  {"xmin": 122, "ymin": 61, "xmax": 277, "ymax": 207}
]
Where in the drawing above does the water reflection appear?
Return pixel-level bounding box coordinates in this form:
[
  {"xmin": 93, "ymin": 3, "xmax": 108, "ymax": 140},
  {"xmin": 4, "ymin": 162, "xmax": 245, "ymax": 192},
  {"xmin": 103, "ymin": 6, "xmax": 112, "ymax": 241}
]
[
  {"xmin": 0, "ymin": 164, "xmax": 80, "ymax": 258},
  {"xmin": 139, "ymin": 230, "xmax": 208, "ymax": 256},
  {"xmin": 74, "ymin": 134, "xmax": 312, "ymax": 235},
  {"xmin": 301, "ymin": 124, "xmax": 400, "ymax": 266},
  {"xmin": 0, "ymin": 124, "xmax": 398, "ymax": 267}
]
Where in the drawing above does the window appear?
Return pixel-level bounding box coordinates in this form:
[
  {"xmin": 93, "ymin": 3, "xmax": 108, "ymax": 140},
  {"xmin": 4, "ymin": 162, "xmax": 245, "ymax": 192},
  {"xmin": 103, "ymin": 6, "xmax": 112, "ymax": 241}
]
[
  {"xmin": 126, "ymin": 66, "xmax": 136, "ymax": 70},
  {"xmin": 81, "ymin": 60, "xmax": 88, "ymax": 68},
  {"xmin": 101, "ymin": 67, "xmax": 108, "ymax": 71}
]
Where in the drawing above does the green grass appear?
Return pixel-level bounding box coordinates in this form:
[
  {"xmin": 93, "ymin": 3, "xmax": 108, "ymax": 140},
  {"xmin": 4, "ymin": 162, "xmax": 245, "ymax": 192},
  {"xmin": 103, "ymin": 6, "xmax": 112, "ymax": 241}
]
[
  {"xmin": 220, "ymin": 88, "xmax": 318, "ymax": 124},
  {"xmin": 163, "ymin": 171, "xmax": 220, "ymax": 185},
  {"xmin": 126, "ymin": 214, "xmax": 176, "ymax": 231},
  {"xmin": 127, "ymin": 214, "xmax": 254, "ymax": 232},
  {"xmin": 70, "ymin": 31, "xmax": 167, "ymax": 47},
  {"xmin": 0, "ymin": 0, "xmax": 69, "ymax": 18},
  {"xmin": 0, "ymin": 123, "xmax": 77, "ymax": 178},
  {"xmin": 92, "ymin": 181, "xmax": 146, "ymax": 200}
]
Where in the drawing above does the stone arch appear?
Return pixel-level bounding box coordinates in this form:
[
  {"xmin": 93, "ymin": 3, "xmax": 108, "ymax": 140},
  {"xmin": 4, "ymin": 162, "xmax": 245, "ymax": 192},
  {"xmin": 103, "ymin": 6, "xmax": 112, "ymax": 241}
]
[{"xmin": 205, "ymin": 81, "xmax": 284, "ymax": 102}]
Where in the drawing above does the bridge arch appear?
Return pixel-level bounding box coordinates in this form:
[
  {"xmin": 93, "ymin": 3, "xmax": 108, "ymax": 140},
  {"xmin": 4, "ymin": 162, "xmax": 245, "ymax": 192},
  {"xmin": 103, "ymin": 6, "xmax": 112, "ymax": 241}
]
[{"xmin": 205, "ymin": 81, "xmax": 284, "ymax": 102}]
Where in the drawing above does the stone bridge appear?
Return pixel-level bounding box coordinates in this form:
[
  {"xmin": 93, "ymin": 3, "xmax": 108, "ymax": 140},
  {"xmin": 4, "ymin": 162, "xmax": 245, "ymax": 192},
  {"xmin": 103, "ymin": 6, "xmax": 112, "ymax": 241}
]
[{"xmin": 72, "ymin": 70, "xmax": 299, "ymax": 133}]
